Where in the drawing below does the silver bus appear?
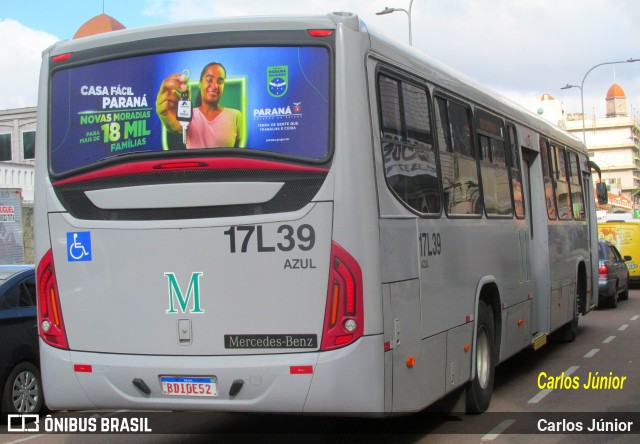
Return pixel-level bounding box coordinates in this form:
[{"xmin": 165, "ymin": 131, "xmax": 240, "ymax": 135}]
[{"xmin": 35, "ymin": 12, "xmax": 598, "ymax": 414}]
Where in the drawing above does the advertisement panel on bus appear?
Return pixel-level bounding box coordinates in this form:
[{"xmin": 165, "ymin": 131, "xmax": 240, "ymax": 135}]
[{"xmin": 49, "ymin": 46, "xmax": 330, "ymax": 175}]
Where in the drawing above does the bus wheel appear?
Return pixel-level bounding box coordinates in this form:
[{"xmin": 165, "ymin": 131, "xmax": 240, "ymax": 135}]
[
  {"xmin": 466, "ymin": 301, "xmax": 495, "ymax": 414},
  {"xmin": 555, "ymin": 295, "xmax": 579, "ymax": 342}
]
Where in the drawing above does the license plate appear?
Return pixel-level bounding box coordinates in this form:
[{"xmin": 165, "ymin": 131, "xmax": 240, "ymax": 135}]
[{"xmin": 161, "ymin": 376, "xmax": 218, "ymax": 397}]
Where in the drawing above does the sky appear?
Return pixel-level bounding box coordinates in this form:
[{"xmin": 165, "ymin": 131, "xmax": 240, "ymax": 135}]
[{"xmin": 1, "ymin": 0, "xmax": 640, "ymax": 120}]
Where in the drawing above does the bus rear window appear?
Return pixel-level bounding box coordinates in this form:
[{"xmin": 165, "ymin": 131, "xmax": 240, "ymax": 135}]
[{"xmin": 49, "ymin": 46, "xmax": 330, "ymax": 175}]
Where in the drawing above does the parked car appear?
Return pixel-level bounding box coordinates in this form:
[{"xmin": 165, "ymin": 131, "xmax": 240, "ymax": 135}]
[
  {"xmin": 598, "ymin": 240, "xmax": 631, "ymax": 308},
  {"xmin": 0, "ymin": 265, "xmax": 44, "ymax": 413},
  {"xmin": 598, "ymin": 220, "xmax": 640, "ymax": 285}
]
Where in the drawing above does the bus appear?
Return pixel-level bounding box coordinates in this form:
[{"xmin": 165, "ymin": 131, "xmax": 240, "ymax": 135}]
[{"xmin": 35, "ymin": 12, "xmax": 600, "ymax": 414}]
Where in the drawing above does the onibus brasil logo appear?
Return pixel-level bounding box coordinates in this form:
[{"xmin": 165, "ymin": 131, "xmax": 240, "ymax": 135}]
[{"xmin": 268, "ymin": 65, "xmax": 288, "ymax": 98}]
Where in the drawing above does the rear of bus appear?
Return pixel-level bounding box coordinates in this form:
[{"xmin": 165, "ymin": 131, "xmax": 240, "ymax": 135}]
[{"xmin": 35, "ymin": 13, "xmax": 384, "ymax": 412}]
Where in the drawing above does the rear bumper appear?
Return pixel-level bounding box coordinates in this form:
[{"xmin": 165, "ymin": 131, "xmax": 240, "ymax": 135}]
[
  {"xmin": 598, "ymin": 279, "xmax": 616, "ymax": 298},
  {"xmin": 40, "ymin": 334, "xmax": 384, "ymax": 413}
]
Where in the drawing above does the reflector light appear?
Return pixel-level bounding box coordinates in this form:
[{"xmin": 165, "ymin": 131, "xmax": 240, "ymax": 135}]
[
  {"xmin": 307, "ymin": 29, "xmax": 334, "ymax": 37},
  {"xmin": 290, "ymin": 366, "xmax": 313, "ymax": 374},
  {"xmin": 37, "ymin": 249, "xmax": 69, "ymax": 350},
  {"xmin": 321, "ymin": 242, "xmax": 364, "ymax": 351},
  {"xmin": 334, "ymin": 334, "xmax": 354, "ymax": 346},
  {"xmin": 74, "ymin": 364, "xmax": 93, "ymax": 373},
  {"xmin": 52, "ymin": 53, "xmax": 72, "ymax": 62},
  {"xmin": 406, "ymin": 357, "xmax": 416, "ymax": 368},
  {"xmin": 598, "ymin": 265, "xmax": 608, "ymax": 275}
]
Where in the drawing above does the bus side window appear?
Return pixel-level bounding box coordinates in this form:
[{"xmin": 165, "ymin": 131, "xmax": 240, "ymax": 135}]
[
  {"xmin": 568, "ymin": 151, "xmax": 585, "ymax": 220},
  {"xmin": 377, "ymin": 73, "xmax": 441, "ymax": 215},
  {"xmin": 379, "ymin": 76, "xmax": 403, "ymax": 140},
  {"xmin": 435, "ymin": 96, "xmax": 481, "ymax": 216},
  {"xmin": 507, "ymin": 124, "xmax": 525, "ymax": 218},
  {"xmin": 554, "ymin": 145, "xmax": 573, "ymax": 220},
  {"xmin": 540, "ymin": 139, "xmax": 557, "ymax": 220},
  {"xmin": 476, "ymin": 109, "xmax": 512, "ymax": 217}
]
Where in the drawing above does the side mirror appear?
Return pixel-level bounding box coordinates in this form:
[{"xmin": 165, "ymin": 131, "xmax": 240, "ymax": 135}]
[
  {"xmin": 624, "ymin": 255, "xmax": 632, "ymax": 262},
  {"xmin": 596, "ymin": 182, "xmax": 608, "ymax": 205}
]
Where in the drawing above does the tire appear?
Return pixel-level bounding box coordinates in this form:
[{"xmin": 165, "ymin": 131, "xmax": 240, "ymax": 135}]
[
  {"xmin": 556, "ymin": 294, "xmax": 579, "ymax": 342},
  {"xmin": 466, "ymin": 301, "xmax": 495, "ymax": 414},
  {"xmin": 620, "ymin": 281, "xmax": 629, "ymax": 301},
  {"xmin": 0, "ymin": 362, "xmax": 44, "ymax": 414},
  {"xmin": 610, "ymin": 284, "xmax": 618, "ymax": 308}
]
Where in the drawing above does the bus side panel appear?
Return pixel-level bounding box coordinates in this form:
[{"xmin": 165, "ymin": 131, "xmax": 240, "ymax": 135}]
[
  {"xmin": 389, "ymin": 279, "xmax": 430, "ymax": 412},
  {"xmin": 304, "ymin": 336, "xmax": 385, "ymax": 413},
  {"xmin": 503, "ymin": 300, "xmax": 532, "ymax": 360},
  {"xmin": 445, "ymin": 322, "xmax": 473, "ymax": 393},
  {"xmin": 522, "ymin": 143, "xmax": 553, "ymax": 337}
]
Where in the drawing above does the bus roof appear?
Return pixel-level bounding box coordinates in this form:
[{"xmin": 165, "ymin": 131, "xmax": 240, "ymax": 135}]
[
  {"xmin": 45, "ymin": 11, "xmax": 583, "ymax": 154},
  {"xmin": 47, "ymin": 12, "xmax": 352, "ymax": 54},
  {"xmin": 364, "ymin": 25, "xmax": 584, "ymax": 152}
]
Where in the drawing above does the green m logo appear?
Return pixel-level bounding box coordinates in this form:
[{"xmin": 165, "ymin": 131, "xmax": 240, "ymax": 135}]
[{"xmin": 165, "ymin": 272, "xmax": 204, "ymax": 314}]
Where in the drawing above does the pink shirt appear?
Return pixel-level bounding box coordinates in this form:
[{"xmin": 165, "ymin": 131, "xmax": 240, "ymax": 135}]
[{"xmin": 186, "ymin": 107, "xmax": 243, "ymax": 149}]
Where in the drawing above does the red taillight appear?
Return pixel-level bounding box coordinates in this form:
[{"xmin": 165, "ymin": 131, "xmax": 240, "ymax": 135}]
[
  {"xmin": 52, "ymin": 53, "xmax": 72, "ymax": 62},
  {"xmin": 307, "ymin": 29, "xmax": 334, "ymax": 37},
  {"xmin": 153, "ymin": 161, "xmax": 208, "ymax": 170},
  {"xmin": 37, "ymin": 249, "xmax": 69, "ymax": 349},
  {"xmin": 598, "ymin": 264, "xmax": 609, "ymax": 276},
  {"xmin": 321, "ymin": 242, "xmax": 364, "ymax": 351}
]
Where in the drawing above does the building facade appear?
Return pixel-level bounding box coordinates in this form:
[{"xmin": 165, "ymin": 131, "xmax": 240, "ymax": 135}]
[
  {"xmin": 532, "ymin": 84, "xmax": 640, "ymax": 214},
  {"xmin": 0, "ymin": 106, "xmax": 36, "ymax": 263},
  {"xmin": 0, "ymin": 106, "xmax": 36, "ymax": 203},
  {"xmin": 0, "ymin": 12, "xmax": 125, "ymax": 264}
]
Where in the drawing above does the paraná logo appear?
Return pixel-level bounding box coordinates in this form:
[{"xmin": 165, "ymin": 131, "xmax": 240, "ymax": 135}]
[{"xmin": 267, "ymin": 65, "xmax": 288, "ymax": 97}]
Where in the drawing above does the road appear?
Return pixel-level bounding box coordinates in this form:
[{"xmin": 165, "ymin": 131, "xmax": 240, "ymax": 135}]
[{"xmin": 2, "ymin": 289, "xmax": 640, "ymax": 443}]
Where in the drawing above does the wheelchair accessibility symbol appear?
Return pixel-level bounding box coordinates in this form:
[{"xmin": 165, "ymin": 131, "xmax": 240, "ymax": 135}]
[{"xmin": 67, "ymin": 232, "xmax": 92, "ymax": 262}]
